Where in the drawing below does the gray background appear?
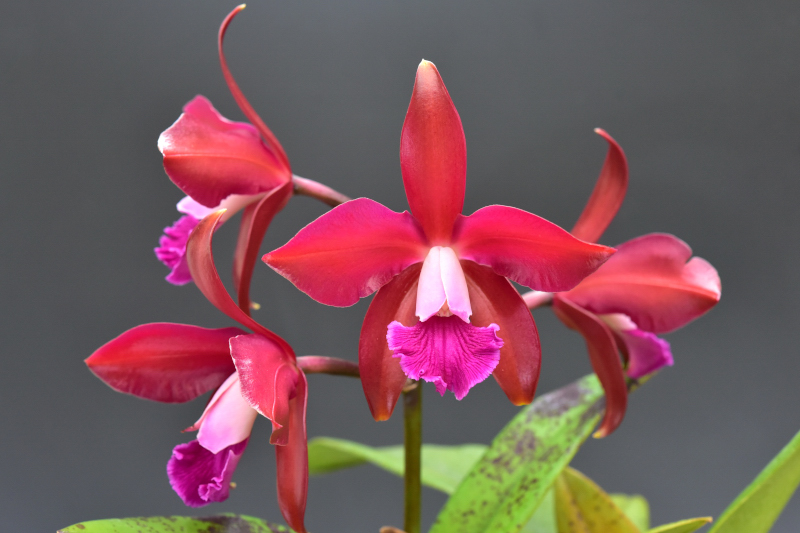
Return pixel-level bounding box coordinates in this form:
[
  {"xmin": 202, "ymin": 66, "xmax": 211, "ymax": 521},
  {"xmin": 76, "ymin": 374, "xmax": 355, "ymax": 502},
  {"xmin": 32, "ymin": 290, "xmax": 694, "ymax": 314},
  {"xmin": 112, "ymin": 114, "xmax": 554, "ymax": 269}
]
[{"xmin": 2, "ymin": 1, "xmax": 799, "ymax": 531}]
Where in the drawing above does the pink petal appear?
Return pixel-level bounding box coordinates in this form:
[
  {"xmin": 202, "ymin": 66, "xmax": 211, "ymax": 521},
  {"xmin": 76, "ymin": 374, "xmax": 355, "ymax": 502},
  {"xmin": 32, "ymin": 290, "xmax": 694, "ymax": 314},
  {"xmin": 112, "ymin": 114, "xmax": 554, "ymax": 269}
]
[
  {"xmin": 190, "ymin": 373, "xmax": 257, "ymax": 454},
  {"xmin": 359, "ymin": 264, "xmax": 422, "ymax": 421},
  {"xmin": 463, "ymin": 261, "xmax": 541, "ymax": 405},
  {"xmin": 219, "ymin": 5, "xmax": 290, "ymax": 172},
  {"xmin": 552, "ymin": 296, "xmax": 628, "ymax": 438},
  {"xmin": 416, "ymin": 247, "xmax": 447, "ymax": 321},
  {"xmin": 155, "ymin": 214, "xmax": 199, "ymax": 286},
  {"xmin": 263, "ymin": 198, "xmax": 428, "ymax": 307},
  {"xmin": 614, "ymin": 325, "xmax": 674, "ymax": 379},
  {"xmin": 229, "ymin": 334, "xmax": 299, "ymax": 446},
  {"xmin": 275, "ymin": 371, "xmax": 309, "ymax": 533},
  {"xmin": 563, "ymin": 233, "xmax": 721, "ymax": 333},
  {"xmin": 387, "ymin": 315, "xmax": 503, "ymax": 401},
  {"xmin": 158, "ymin": 95, "xmax": 290, "ymax": 208},
  {"xmin": 571, "ymin": 129, "xmax": 629, "ymax": 243},
  {"xmin": 186, "ymin": 210, "xmax": 295, "ymax": 356},
  {"xmin": 85, "ymin": 323, "xmax": 242, "ymax": 403},
  {"xmin": 400, "ymin": 61, "xmax": 467, "ymax": 243},
  {"xmin": 233, "ymin": 182, "xmax": 294, "ymax": 313},
  {"xmin": 453, "ymin": 205, "xmax": 616, "ymax": 292},
  {"xmin": 167, "ymin": 438, "xmax": 247, "ymax": 507}
]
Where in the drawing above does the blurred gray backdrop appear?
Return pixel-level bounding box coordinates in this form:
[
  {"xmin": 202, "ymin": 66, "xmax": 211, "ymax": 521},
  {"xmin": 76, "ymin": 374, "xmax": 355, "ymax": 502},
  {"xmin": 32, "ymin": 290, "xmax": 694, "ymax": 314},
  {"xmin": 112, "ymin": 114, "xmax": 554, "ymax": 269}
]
[{"xmin": 2, "ymin": 1, "xmax": 800, "ymax": 531}]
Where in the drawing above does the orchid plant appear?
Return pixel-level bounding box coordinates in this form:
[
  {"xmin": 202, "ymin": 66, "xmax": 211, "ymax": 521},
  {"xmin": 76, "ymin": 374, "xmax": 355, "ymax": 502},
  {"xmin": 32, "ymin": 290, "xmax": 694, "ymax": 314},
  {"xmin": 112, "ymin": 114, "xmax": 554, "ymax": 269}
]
[{"xmin": 64, "ymin": 6, "xmax": 800, "ymax": 533}]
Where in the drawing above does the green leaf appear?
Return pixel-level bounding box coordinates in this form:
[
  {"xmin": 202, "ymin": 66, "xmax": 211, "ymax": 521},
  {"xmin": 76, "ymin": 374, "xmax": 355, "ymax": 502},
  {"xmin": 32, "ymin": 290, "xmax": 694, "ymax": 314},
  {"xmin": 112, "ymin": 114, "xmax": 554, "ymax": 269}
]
[
  {"xmin": 707, "ymin": 427, "xmax": 800, "ymax": 533},
  {"xmin": 430, "ymin": 374, "xmax": 606, "ymax": 533},
  {"xmin": 611, "ymin": 493, "xmax": 650, "ymax": 531},
  {"xmin": 554, "ymin": 467, "xmax": 641, "ymax": 533},
  {"xmin": 648, "ymin": 517, "xmax": 713, "ymax": 533},
  {"xmin": 520, "ymin": 487, "xmax": 557, "ymax": 533},
  {"xmin": 58, "ymin": 514, "xmax": 291, "ymax": 533},
  {"xmin": 307, "ymin": 436, "xmax": 487, "ymax": 494}
]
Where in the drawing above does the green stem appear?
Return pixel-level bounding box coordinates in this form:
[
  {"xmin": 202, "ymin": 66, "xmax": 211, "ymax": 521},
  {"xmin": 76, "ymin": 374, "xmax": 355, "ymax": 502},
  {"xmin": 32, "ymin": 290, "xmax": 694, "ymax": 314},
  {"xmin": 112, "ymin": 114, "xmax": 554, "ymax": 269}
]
[{"xmin": 403, "ymin": 382, "xmax": 423, "ymax": 533}]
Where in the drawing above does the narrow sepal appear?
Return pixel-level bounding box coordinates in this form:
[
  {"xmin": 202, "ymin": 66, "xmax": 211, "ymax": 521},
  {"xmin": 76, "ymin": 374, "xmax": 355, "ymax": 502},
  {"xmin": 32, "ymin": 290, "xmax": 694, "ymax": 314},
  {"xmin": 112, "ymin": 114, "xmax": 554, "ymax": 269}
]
[
  {"xmin": 186, "ymin": 210, "xmax": 295, "ymax": 356},
  {"xmin": 264, "ymin": 198, "xmax": 428, "ymax": 307},
  {"xmin": 571, "ymin": 129, "xmax": 629, "ymax": 243},
  {"xmin": 552, "ymin": 296, "xmax": 628, "ymax": 438},
  {"xmin": 462, "ymin": 261, "xmax": 542, "ymax": 405},
  {"xmin": 233, "ymin": 182, "xmax": 293, "ymax": 313},
  {"xmin": 359, "ymin": 264, "xmax": 422, "ymax": 421},
  {"xmin": 86, "ymin": 323, "xmax": 242, "ymax": 403},
  {"xmin": 275, "ymin": 372, "xmax": 309, "ymax": 533},
  {"xmin": 400, "ymin": 61, "xmax": 467, "ymax": 243}
]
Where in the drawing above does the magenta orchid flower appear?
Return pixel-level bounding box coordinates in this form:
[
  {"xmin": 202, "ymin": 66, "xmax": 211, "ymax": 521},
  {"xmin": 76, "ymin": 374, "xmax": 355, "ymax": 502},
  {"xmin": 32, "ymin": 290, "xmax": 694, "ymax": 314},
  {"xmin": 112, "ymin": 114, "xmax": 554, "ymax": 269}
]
[
  {"xmin": 87, "ymin": 208, "xmax": 311, "ymax": 533},
  {"xmin": 154, "ymin": 6, "xmax": 294, "ymax": 313},
  {"xmin": 524, "ymin": 132, "xmax": 721, "ymax": 437},
  {"xmin": 263, "ymin": 60, "xmax": 615, "ymax": 420}
]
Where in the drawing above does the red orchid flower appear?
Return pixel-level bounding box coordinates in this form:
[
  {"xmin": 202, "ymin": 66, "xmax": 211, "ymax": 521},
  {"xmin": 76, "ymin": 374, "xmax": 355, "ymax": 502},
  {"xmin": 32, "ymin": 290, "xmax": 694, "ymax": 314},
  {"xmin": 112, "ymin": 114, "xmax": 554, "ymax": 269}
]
[
  {"xmin": 263, "ymin": 60, "xmax": 615, "ymax": 420},
  {"xmin": 524, "ymin": 133, "xmax": 721, "ymax": 437},
  {"xmin": 87, "ymin": 209, "xmax": 310, "ymax": 533},
  {"xmin": 154, "ymin": 5, "xmax": 293, "ymax": 314}
]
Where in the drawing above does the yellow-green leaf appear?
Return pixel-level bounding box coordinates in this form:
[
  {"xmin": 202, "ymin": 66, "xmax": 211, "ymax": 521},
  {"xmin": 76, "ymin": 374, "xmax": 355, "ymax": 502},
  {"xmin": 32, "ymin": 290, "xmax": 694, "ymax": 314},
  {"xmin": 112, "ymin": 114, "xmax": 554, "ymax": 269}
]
[
  {"xmin": 307, "ymin": 437, "xmax": 486, "ymax": 494},
  {"xmin": 555, "ymin": 467, "xmax": 641, "ymax": 533},
  {"xmin": 58, "ymin": 514, "xmax": 290, "ymax": 532},
  {"xmin": 611, "ymin": 493, "xmax": 650, "ymax": 531},
  {"xmin": 708, "ymin": 428, "xmax": 800, "ymax": 533},
  {"xmin": 648, "ymin": 517, "xmax": 713, "ymax": 533}
]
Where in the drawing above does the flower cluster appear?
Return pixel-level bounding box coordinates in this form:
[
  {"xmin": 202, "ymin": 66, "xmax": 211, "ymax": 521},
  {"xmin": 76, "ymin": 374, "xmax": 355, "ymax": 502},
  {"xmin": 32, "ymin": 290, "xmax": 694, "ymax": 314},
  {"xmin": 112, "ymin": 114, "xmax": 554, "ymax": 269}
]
[{"xmin": 86, "ymin": 5, "xmax": 719, "ymax": 531}]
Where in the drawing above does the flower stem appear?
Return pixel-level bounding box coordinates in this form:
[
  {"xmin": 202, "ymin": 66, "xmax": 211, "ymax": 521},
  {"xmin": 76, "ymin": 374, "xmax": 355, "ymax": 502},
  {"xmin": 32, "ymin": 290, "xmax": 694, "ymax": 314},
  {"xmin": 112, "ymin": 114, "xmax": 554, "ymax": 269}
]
[
  {"xmin": 292, "ymin": 175, "xmax": 352, "ymax": 207},
  {"xmin": 522, "ymin": 290, "xmax": 554, "ymax": 309},
  {"xmin": 295, "ymin": 356, "xmax": 360, "ymax": 377},
  {"xmin": 403, "ymin": 382, "xmax": 422, "ymax": 533}
]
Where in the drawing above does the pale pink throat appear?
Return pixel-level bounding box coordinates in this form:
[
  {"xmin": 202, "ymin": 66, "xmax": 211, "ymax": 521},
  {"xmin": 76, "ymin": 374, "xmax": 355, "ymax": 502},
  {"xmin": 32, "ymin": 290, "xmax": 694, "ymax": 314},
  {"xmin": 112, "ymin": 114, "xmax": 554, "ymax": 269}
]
[
  {"xmin": 387, "ymin": 316, "xmax": 503, "ymax": 400},
  {"xmin": 416, "ymin": 246, "xmax": 472, "ymax": 322}
]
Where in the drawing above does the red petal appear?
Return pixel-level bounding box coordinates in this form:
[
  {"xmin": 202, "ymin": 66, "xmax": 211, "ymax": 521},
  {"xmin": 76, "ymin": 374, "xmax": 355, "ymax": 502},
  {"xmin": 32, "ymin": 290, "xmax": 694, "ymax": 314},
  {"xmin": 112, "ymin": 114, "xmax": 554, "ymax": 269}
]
[
  {"xmin": 564, "ymin": 233, "xmax": 721, "ymax": 333},
  {"xmin": 571, "ymin": 129, "xmax": 629, "ymax": 243},
  {"xmin": 358, "ymin": 264, "xmax": 422, "ymax": 421},
  {"xmin": 454, "ymin": 205, "xmax": 616, "ymax": 292},
  {"xmin": 263, "ymin": 198, "xmax": 428, "ymax": 307},
  {"xmin": 462, "ymin": 261, "xmax": 541, "ymax": 405},
  {"xmin": 233, "ymin": 182, "xmax": 293, "ymax": 314},
  {"xmin": 275, "ymin": 371, "xmax": 309, "ymax": 533},
  {"xmin": 552, "ymin": 297, "xmax": 628, "ymax": 438},
  {"xmin": 158, "ymin": 95, "xmax": 290, "ymax": 208},
  {"xmin": 86, "ymin": 323, "xmax": 242, "ymax": 403},
  {"xmin": 218, "ymin": 6, "xmax": 291, "ymax": 171},
  {"xmin": 186, "ymin": 210, "xmax": 294, "ymax": 356},
  {"xmin": 400, "ymin": 61, "xmax": 466, "ymax": 243},
  {"xmin": 229, "ymin": 334, "xmax": 297, "ymax": 445}
]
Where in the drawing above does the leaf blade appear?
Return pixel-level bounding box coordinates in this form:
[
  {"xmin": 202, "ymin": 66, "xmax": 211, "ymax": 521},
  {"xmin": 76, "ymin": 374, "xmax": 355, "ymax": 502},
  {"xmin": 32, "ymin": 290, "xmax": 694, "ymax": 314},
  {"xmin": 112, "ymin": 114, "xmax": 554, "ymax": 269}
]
[
  {"xmin": 648, "ymin": 517, "xmax": 713, "ymax": 533},
  {"xmin": 58, "ymin": 514, "xmax": 291, "ymax": 533}
]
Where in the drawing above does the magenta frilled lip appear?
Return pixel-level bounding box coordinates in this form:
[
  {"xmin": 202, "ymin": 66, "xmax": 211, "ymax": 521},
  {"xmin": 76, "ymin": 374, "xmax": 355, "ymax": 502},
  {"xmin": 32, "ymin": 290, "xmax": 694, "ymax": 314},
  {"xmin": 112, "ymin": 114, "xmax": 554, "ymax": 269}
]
[{"xmin": 264, "ymin": 60, "xmax": 616, "ymax": 420}]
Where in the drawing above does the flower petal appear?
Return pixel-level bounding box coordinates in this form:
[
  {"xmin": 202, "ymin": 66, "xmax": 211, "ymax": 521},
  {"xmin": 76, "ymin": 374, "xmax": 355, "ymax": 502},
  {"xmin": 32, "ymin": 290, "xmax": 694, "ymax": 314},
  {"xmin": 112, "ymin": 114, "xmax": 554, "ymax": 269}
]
[
  {"xmin": 388, "ymin": 316, "xmax": 502, "ymax": 400},
  {"xmin": 219, "ymin": 5, "xmax": 290, "ymax": 171},
  {"xmin": 85, "ymin": 323, "xmax": 242, "ymax": 403},
  {"xmin": 359, "ymin": 264, "xmax": 422, "ymax": 421},
  {"xmin": 275, "ymin": 372, "xmax": 309, "ymax": 533},
  {"xmin": 552, "ymin": 297, "xmax": 628, "ymax": 438},
  {"xmin": 229, "ymin": 334, "xmax": 299, "ymax": 446},
  {"xmin": 454, "ymin": 205, "xmax": 616, "ymax": 292},
  {"xmin": 571, "ymin": 129, "xmax": 629, "ymax": 243},
  {"xmin": 186, "ymin": 210, "xmax": 294, "ymax": 356},
  {"xmin": 400, "ymin": 60, "xmax": 466, "ymax": 243},
  {"xmin": 462, "ymin": 261, "xmax": 541, "ymax": 405},
  {"xmin": 264, "ymin": 198, "xmax": 428, "ymax": 307},
  {"xmin": 155, "ymin": 214, "xmax": 200, "ymax": 286},
  {"xmin": 614, "ymin": 325, "xmax": 674, "ymax": 379},
  {"xmin": 563, "ymin": 233, "xmax": 721, "ymax": 333},
  {"xmin": 167, "ymin": 438, "xmax": 247, "ymax": 507},
  {"xmin": 233, "ymin": 182, "xmax": 294, "ymax": 313},
  {"xmin": 188, "ymin": 373, "xmax": 257, "ymax": 454},
  {"xmin": 158, "ymin": 95, "xmax": 290, "ymax": 208}
]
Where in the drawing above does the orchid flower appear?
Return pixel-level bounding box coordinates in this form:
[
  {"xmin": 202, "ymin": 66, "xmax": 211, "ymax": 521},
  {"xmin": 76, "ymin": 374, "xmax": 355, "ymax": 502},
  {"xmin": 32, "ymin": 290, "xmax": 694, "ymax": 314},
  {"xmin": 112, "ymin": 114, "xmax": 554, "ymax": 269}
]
[
  {"xmin": 263, "ymin": 60, "xmax": 615, "ymax": 420},
  {"xmin": 87, "ymin": 209, "xmax": 311, "ymax": 533},
  {"xmin": 154, "ymin": 6, "xmax": 294, "ymax": 313},
  {"xmin": 523, "ymin": 132, "xmax": 721, "ymax": 437}
]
